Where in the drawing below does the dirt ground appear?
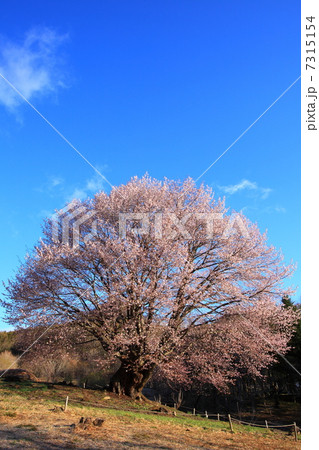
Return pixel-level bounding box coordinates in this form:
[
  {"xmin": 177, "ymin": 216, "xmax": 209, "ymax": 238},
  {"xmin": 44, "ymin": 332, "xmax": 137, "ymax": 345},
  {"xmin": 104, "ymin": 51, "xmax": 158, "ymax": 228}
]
[
  {"xmin": 0, "ymin": 422, "xmax": 300, "ymax": 450},
  {"xmin": 0, "ymin": 381, "xmax": 300, "ymax": 449}
]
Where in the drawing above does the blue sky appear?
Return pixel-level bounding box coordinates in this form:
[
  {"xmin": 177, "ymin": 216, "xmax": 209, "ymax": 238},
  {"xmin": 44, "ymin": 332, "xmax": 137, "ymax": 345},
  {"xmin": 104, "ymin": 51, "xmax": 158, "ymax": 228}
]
[{"xmin": 0, "ymin": 1, "xmax": 300, "ymax": 330}]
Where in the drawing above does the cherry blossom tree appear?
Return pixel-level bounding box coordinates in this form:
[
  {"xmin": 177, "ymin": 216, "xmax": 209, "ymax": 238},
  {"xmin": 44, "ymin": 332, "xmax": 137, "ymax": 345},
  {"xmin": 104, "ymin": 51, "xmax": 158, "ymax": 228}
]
[
  {"xmin": 156, "ymin": 299, "xmax": 298, "ymax": 393},
  {"xmin": 2, "ymin": 176, "xmax": 297, "ymax": 398}
]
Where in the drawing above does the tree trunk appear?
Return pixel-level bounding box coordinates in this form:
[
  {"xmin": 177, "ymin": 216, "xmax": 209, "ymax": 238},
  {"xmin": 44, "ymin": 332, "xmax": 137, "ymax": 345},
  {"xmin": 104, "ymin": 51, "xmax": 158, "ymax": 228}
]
[{"xmin": 109, "ymin": 361, "xmax": 155, "ymax": 399}]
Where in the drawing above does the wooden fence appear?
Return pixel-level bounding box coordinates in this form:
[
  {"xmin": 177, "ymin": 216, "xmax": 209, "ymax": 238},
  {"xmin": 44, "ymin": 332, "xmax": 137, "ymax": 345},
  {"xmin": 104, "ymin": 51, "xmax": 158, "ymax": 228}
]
[{"xmin": 61, "ymin": 396, "xmax": 300, "ymax": 441}]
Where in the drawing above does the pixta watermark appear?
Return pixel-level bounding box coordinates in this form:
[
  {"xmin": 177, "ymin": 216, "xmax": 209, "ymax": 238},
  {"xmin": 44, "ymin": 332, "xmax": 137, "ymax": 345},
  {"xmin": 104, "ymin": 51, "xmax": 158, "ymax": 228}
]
[
  {"xmin": 51, "ymin": 201, "xmax": 97, "ymax": 248},
  {"xmin": 51, "ymin": 204, "xmax": 249, "ymax": 248},
  {"xmin": 119, "ymin": 212, "xmax": 249, "ymax": 240}
]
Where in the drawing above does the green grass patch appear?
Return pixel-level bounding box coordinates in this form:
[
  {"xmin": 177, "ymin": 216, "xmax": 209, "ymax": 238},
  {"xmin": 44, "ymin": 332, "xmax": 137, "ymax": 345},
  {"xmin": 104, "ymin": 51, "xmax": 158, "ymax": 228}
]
[
  {"xmin": 65, "ymin": 401, "xmax": 272, "ymax": 436},
  {"xmin": 0, "ymin": 380, "xmax": 294, "ymax": 441}
]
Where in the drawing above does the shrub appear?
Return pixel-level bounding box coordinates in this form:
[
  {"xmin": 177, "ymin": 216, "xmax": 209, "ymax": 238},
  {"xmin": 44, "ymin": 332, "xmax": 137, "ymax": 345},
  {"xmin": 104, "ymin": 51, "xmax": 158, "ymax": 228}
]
[
  {"xmin": 0, "ymin": 331, "xmax": 17, "ymax": 353},
  {"xmin": 0, "ymin": 350, "xmax": 18, "ymax": 369}
]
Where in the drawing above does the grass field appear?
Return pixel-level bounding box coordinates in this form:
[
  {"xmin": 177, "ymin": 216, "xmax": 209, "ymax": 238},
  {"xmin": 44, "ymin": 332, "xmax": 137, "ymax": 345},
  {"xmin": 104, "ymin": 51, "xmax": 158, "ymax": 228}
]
[{"xmin": 0, "ymin": 381, "xmax": 300, "ymax": 449}]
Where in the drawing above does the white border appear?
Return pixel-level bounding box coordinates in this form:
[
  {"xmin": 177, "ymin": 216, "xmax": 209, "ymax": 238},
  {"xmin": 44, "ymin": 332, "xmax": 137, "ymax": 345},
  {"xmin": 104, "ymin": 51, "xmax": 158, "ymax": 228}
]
[{"xmin": 301, "ymin": 0, "xmax": 319, "ymax": 447}]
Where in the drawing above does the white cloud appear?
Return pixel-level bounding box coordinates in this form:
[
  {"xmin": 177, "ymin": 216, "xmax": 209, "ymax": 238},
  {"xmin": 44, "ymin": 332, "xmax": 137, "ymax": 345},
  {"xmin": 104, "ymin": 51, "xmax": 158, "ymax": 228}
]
[
  {"xmin": 49, "ymin": 176, "xmax": 64, "ymax": 188},
  {"xmin": 0, "ymin": 27, "xmax": 67, "ymax": 110},
  {"xmin": 240, "ymin": 205, "xmax": 287, "ymax": 215},
  {"xmin": 36, "ymin": 168, "xmax": 108, "ymax": 206},
  {"xmin": 67, "ymin": 187, "xmax": 88, "ymax": 201},
  {"xmin": 35, "ymin": 175, "xmax": 65, "ymax": 195},
  {"xmin": 66, "ymin": 172, "xmax": 107, "ymax": 202},
  {"xmin": 218, "ymin": 179, "xmax": 272, "ymax": 200},
  {"xmin": 264, "ymin": 205, "xmax": 287, "ymax": 214},
  {"xmin": 86, "ymin": 176, "xmax": 105, "ymax": 193}
]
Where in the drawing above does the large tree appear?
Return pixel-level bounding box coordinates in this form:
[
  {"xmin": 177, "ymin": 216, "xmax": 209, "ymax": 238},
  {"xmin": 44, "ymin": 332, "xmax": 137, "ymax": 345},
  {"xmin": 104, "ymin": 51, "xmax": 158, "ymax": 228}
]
[{"xmin": 2, "ymin": 176, "xmax": 297, "ymax": 398}]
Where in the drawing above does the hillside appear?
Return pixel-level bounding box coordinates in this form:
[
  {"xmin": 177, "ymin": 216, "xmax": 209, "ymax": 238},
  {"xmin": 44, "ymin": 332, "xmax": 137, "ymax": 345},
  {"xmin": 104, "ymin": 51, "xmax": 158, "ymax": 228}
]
[{"xmin": 0, "ymin": 380, "xmax": 300, "ymax": 449}]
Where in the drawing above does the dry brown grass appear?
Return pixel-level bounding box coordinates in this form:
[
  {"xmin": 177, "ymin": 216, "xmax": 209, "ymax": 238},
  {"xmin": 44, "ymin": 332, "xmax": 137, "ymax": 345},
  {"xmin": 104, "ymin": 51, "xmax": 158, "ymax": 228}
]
[
  {"xmin": 0, "ymin": 381, "xmax": 300, "ymax": 449},
  {"xmin": 0, "ymin": 351, "xmax": 17, "ymax": 370}
]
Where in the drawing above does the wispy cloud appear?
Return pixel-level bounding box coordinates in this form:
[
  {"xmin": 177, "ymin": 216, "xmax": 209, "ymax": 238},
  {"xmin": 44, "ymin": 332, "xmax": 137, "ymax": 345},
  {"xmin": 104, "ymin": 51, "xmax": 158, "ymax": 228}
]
[
  {"xmin": 36, "ymin": 171, "xmax": 108, "ymax": 220},
  {"xmin": 218, "ymin": 179, "xmax": 272, "ymax": 200},
  {"xmin": 67, "ymin": 173, "xmax": 106, "ymax": 202},
  {"xmin": 49, "ymin": 176, "xmax": 64, "ymax": 188},
  {"xmin": 263, "ymin": 205, "xmax": 287, "ymax": 214},
  {"xmin": 35, "ymin": 175, "xmax": 65, "ymax": 196},
  {"xmin": 0, "ymin": 27, "xmax": 68, "ymax": 110},
  {"xmin": 241, "ymin": 205, "xmax": 286, "ymax": 215},
  {"xmin": 39, "ymin": 167, "xmax": 108, "ymax": 201}
]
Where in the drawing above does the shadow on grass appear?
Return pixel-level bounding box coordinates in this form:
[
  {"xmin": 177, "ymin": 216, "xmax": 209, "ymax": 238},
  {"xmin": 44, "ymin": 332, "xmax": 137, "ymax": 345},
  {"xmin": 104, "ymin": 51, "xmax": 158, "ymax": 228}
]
[{"xmin": 0, "ymin": 425, "xmax": 174, "ymax": 449}]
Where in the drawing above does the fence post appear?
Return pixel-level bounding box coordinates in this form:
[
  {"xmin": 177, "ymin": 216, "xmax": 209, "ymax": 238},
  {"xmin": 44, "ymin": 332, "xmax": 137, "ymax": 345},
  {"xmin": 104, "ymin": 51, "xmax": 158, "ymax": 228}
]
[
  {"xmin": 217, "ymin": 413, "xmax": 220, "ymax": 421},
  {"xmin": 265, "ymin": 420, "xmax": 268, "ymax": 429},
  {"xmin": 64, "ymin": 396, "xmax": 69, "ymax": 412},
  {"xmin": 193, "ymin": 408, "xmax": 196, "ymax": 415},
  {"xmin": 205, "ymin": 410, "xmax": 208, "ymax": 418},
  {"xmin": 293, "ymin": 422, "xmax": 298, "ymax": 442},
  {"xmin": 228, "ymin": 414, "xmax": 234, "ymax": 433}
]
